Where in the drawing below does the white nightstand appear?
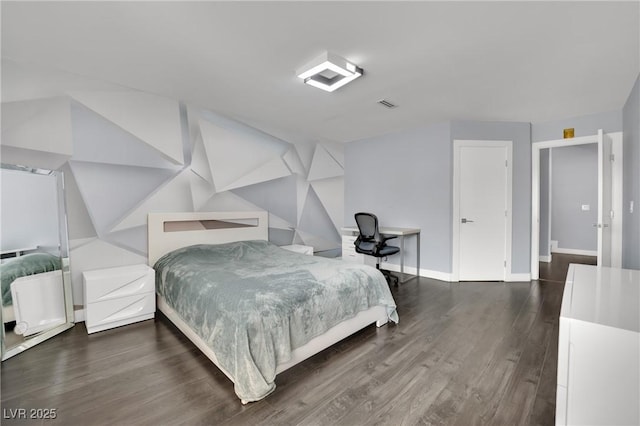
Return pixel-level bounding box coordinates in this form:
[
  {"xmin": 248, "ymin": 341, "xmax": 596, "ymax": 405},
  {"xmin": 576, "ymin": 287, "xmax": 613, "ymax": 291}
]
[
  {"xmin": 280, "ymin": 244, "xmax": 314, "ymax": 255},
  {"xmin": 83, "ymin": 264, "xmax": 155, "ymax": 334}
]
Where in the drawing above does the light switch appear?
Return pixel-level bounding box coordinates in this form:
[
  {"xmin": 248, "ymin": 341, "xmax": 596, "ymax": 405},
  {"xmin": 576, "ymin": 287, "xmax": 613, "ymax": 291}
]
[
  {"xmin": 581, "ymin": 204, "xmax": 590, "ymax": 211},
  {"xmin": 631, "ymin": 201, "xmax": 635, "ymax": 214}
]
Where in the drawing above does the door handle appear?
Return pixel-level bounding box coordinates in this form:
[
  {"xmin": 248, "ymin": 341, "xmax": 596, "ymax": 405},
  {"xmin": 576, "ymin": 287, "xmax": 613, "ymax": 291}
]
[{"xmin": 461, "ymin": 218, "xmax": 474, "ymax": 224}]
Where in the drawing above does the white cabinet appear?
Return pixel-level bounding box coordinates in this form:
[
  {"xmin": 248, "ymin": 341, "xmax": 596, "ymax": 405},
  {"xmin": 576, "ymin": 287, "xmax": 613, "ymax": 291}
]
[
  {"xmin": 341, "ymin": 234, "xmax": 363, "ymax": 263},
  {"xmin": 341, "ymin": 235, "xmax": 375, "ymax": 266},
  {"xmin": 556, "ymin": 264, "xmax": 639, "ymax": 426},
  {"xmin": 83, "ymin": 264, "xmax": 155, "ymax": 334},
  {"xmin": 280, "ymin": 244, "xmax": 314, "ymax": 255}
]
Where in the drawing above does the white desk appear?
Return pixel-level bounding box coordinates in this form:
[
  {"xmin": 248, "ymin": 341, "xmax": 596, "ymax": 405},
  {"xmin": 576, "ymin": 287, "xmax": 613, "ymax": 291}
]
[
  {"xmin": 341, "ymin": 226, "xmax": 421, "ymax": 283},
  {"xmin": 556, "ymin": 264, "xmax": 639, "ymax": 426}
]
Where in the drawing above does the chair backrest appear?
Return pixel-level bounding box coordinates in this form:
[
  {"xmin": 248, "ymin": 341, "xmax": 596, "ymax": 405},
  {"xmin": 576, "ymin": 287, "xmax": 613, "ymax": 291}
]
[{"xmin": 354, "ymin": 212, "xmax": 380, "ymax": 242}]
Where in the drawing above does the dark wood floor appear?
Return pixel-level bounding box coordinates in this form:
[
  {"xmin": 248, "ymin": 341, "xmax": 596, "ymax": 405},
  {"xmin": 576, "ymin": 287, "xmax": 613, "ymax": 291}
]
[
  {"xmin": 539, "ymin": 253, "xmax": 597, "ymax": 283},
  {"xmin": 1, "ymin": 257, "xmax": 589, "ymax": 425}
]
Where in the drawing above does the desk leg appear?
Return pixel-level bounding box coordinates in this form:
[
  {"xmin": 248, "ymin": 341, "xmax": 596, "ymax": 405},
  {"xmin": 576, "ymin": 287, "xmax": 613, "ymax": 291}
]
[
  {"xmin": 400, "ymin": 235, "xmax": 405, "ymax": 279},
  {"xmin": 416, "ymin": 232, "xmax": 420, "ymax": 279}
]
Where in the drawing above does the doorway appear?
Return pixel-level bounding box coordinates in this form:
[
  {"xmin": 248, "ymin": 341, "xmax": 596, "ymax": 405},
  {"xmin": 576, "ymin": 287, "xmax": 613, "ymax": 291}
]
[
  {"xmin": 531, "ymin": 130, "xmax": 623, "ymax": 280},
  {"xmin": 452, "ymin": 140, "xmax": 513, "ymax": 281}
]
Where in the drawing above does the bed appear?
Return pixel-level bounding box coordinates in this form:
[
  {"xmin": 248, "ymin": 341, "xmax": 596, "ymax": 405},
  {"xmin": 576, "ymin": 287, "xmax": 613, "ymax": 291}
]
[
  {"xmin": 1, "ymin": 252, "xmax": 62, "ymax": 324},
  {"xmin": 148, "ymin": 211, "xmax": 398, "ymax": 403}
]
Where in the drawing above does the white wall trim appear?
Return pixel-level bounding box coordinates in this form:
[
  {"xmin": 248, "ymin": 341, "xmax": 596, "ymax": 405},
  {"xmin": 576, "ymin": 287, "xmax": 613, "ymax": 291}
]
[
  {"xmin": 506, "ymin": 273, "xmax": 532, "ymax": 282},
  {"xmin": 539, "ymin": 255, "xmax": 552, "ymax": 263},
  {"xmin": 378, "ymin": 262, "xmax": 529, "ymax": 283},
  {"xmin": 610, "ymin": 132, "xmax": 623, "ymax": 268},
  {"xmin": 74, "ymin": 308, "xmax": 85, "ymax": 322},
  {"xmin": 551, "ymin": 247, "xmax": 598, "ymax": 257},
  {"xmin": 380, "ymin": 262, "xmax": 453, "ymax": 282},
  {"xmin": 531, "ymin": 131, "xmax": 623, "ymax": 279}
]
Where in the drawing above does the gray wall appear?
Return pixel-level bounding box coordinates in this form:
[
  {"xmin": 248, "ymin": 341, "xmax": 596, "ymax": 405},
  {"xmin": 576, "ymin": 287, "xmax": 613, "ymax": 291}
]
[
  {"xmin": 450, "ymin": 121, "xmax": 532, "ymax": 274},
  {"xmin": 344, "ymin": 122, "xmax": 451, "ymax": 273},
  {"xmin": 622, "ymin": 74, "xmax": 640, "ymax": 269},
  {"xmin": 539, "ymin": 149, "xmax": 551, "ymax": 258},
  {"xmin": 550, "ymin": 145, "xmax": 598, "ymax": 252},
  {"xmin": 532, "ymin": 110, "xmax": 623, "ymax": 142},
  {"xmin": 345, "ymin": 120, "xmax": 531, "ymax": 276}
]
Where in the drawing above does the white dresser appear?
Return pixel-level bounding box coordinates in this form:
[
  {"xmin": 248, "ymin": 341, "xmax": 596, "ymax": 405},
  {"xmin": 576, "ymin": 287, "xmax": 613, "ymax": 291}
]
[
  {"xmin": 83, "ymin": 264, "xmax": 156, "ymax": 334},
  {"xmin": 556, "ymin": 264, "xmax": 639, "ymax": 426}
]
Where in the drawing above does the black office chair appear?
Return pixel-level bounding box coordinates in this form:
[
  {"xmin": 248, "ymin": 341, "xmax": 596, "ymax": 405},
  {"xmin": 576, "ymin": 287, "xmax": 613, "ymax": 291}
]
[{"xmin": 354, "ymin": 212, "xmax": 400, "ymax": 285}]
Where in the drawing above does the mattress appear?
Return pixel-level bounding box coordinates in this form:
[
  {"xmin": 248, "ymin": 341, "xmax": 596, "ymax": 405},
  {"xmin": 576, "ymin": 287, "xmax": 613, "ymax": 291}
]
[{"xmin": 154, "ymin": 240, "xmax": 398, "ymax": 402}]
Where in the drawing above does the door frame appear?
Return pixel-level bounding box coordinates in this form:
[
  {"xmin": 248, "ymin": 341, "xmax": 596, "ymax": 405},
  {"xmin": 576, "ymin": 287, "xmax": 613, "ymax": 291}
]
[
  {"xmin": 452, "ymin": 140, "xmax": 513, "ymax": 282},
  {"xmin": 530, "ymin": 131, "xmax": 623, "ymax": 280}
]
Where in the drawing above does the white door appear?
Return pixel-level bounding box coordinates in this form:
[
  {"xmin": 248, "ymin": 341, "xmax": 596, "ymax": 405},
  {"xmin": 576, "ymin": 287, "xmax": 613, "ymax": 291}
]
[
  {"xmin": 455, "ymin": 142, "xmax": 511, "ymax": 281},
  {"xmin": 597, "ymin": 129, "xmax": 613, "ymax": 266}
]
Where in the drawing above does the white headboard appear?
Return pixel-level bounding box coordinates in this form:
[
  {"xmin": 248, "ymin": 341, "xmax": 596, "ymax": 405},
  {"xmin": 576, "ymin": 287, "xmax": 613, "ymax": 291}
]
[{"xmin": 147, "ymin": 211, "xmax": 269, "ymax": 266}]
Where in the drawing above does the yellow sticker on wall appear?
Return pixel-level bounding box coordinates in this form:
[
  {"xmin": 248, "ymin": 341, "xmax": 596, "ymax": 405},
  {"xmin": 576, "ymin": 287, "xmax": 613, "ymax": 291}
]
[{"xmin": 563, "ymin": 128, "xmax": 575, "ymax": 138}]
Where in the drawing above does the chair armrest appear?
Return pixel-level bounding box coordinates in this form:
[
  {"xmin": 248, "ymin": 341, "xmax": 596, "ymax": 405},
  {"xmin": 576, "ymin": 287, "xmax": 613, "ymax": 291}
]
[{"xmin": 380, "ymin": 234, "xmax": 398, "ymax": 243}]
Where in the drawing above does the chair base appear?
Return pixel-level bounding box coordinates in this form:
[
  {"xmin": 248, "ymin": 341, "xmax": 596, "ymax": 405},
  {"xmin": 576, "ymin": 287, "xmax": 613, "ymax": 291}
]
[{"xmin": 376, "ymin": 264, "xmax": 399, "ymax": 286}]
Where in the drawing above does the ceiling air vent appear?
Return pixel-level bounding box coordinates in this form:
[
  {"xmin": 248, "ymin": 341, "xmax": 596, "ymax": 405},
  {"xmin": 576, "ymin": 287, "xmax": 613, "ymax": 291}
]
[{"xmin": 377, "ymin": 99, "xmax": 397, "ymax": 109}]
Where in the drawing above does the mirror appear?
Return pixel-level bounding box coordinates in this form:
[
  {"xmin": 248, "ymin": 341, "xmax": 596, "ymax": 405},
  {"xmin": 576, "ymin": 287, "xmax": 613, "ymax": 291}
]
[{"xmin": 1, "ymin": 164, "xmax": 74, "ymax": 360}]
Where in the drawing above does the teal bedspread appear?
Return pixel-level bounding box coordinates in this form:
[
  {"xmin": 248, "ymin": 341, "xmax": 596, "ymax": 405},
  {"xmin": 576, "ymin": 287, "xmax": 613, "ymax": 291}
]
[
  {"xmin": 1, "ymin": 253, "xmax": 62, "ymax": 306},
  {"xmin": 154, "ymin": 240, "xmax": 398, "ymax": 402}
]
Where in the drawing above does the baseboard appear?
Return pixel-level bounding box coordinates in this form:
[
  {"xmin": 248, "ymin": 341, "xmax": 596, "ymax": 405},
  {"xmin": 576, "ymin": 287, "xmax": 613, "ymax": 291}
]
[
  {"xmin": 380, "ymin": 262, "xmax": 453, "ymax": 282},
  {"xmin": 539, "ymin": 255, "xmax": 552, "ymax": 263},
  {"xmin": 74, "ymin": 308, "xmax": 85, "ymax": 322},
  {"xmin": 551, "ymin": 247, "xmax": 597, "ymax": 256},
  {"xmin": 506, "ymin": 273, "xmax": 532, "ymax": 282}
]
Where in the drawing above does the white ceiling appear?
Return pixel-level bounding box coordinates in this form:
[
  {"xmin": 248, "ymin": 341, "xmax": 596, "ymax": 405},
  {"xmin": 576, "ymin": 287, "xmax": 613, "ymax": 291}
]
[{"xmin": 2, "ymin": 1, "xmax": 639, "ymax": 144}]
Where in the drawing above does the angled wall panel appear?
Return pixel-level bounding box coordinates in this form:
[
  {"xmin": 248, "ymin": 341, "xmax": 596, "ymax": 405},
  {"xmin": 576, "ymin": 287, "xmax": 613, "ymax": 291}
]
[
  {"xmin": 104, "ymin": 225, "xmax": 148, "ymax": 257},
  {"xmin": 70, "ymin": 91, "xmax": 184, "ymax": 165},
  {"xmin": 310, "ymin": 177, "xmax": 344, "ymax": 232},
  {"xmin": 69, "ymin": 161, "xmax": 176, "ymax": 235},
  {"xmin": 222, "ymin": 157, "xmax": 291, "ymax": 191},
  {"xmin": 199, "ymin": 118, "xmax": 289, "ymax": 190},
  {"xmin": 190, "ymin": 133, "xmax": 214, "ymax": 184},
  {"xmin": 60, "ymin": 163, "xmax": 97, "ymax": 240},
  {"xmin": 189, "ymin": 169, "xmax": 216, "ymax": 211},
  {"xmin": 1, "ymin": 97, "xmax": 73, "ymax": 156},
  {"xmin": 298, "ymin": 186, "xmax": 341, "ymax": 250},
  {"xmin": 111, "ymin": 168, "xmax": 194, "ymax": 232},
  {"xmin": 231, "ymin": 174, "xmax": 298, "ymax": 226},
  {"xmin": 296, "ymin": 178, "xmax": 310, "ymax": 225},
  {"xmin": 307, "ymin": 144, "xmax": 344, "ymax": 181},
  {"xmin": 269, "ymin": 228, "xmax": 295, "ymax": 246},
  {"xmin": 268, "ymin": 213, "xmax": 295, "ymax": 231},
  {"xmin": 0, "ymin": 145, "xmax": 70, "ymax": 170},
  {"xmin": 284, "ymin": 147, "xmax": 307, "ymax": 176},
  {"xmin": 198, "ymin": 191, "xmax": 261, "ymax": 213},
  {"xmin": 293, "ymin": 142, "xmax": 315, "ymax": 176},
  {"xmin": 71, "ymin": 101, "xmax": 179, "ymax": 170}
]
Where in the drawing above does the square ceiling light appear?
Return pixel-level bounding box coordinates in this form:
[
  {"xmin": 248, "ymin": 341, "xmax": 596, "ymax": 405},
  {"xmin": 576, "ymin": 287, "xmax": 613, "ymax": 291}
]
[{"xmin": 297, "ymin": 52, "xmax": 363, "ymax": 92}]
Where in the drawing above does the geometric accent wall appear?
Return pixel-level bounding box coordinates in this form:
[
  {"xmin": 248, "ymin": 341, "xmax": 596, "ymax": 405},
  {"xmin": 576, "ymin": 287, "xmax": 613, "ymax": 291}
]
[{"xmin": 1, "ymin": 84, "xmax": 344, "ymax": 307}]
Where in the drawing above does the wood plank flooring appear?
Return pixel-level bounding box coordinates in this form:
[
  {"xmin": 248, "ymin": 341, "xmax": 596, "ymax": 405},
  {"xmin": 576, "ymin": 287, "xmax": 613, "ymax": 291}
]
[{"xmin": 1, "ymin": 259, "xmax": 584, "ymax": 425}]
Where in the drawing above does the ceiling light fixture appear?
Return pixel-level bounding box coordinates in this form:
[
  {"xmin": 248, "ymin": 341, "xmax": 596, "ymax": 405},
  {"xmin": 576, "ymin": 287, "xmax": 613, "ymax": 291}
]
[{"xmin": 297, "ymin": 52, "xmax": 363, "ymax": 92}]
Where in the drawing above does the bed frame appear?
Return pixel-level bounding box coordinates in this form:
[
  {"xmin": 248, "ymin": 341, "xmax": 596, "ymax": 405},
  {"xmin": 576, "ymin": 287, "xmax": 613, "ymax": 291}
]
[{"xmin": 147, "ymin": 211, "xmax": 388, "ymax": 403}]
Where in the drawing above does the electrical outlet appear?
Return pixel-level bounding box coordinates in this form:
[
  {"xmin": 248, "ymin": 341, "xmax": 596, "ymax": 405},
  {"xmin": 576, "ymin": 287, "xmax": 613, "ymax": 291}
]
[{"xmin": 581, "ymin": 204, "xmax": 590, "ymax": 211}]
